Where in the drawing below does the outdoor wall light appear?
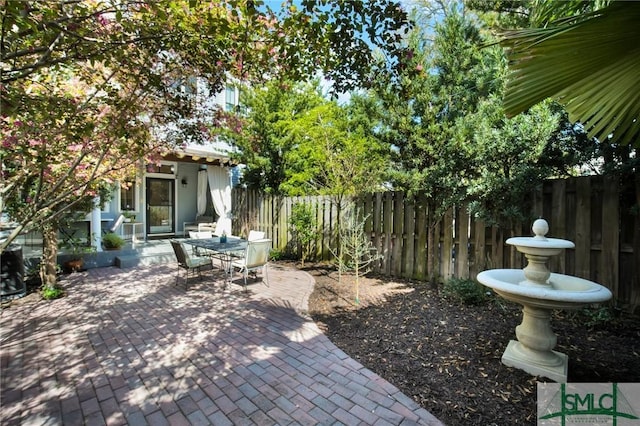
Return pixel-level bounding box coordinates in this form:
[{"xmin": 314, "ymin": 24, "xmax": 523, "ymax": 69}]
[{"xmin": 181, "ymin": 177, "xmax": 188, "ymax": 188}]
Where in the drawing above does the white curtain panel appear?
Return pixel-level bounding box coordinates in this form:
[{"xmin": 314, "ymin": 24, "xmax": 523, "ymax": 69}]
[
  {"xmin": 207, "ymin": 166, "xmax": 232, "ymax": 235},
  {"xmin": 197, "ymin": 170, "xmax": 208, "ymax": 216}
]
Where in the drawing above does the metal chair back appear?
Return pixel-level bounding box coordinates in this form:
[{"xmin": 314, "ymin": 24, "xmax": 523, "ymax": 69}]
[
  {"xmin": 244, "ymin": 239, "xmax": 271, "ymax": 269},
  {"xmin": 170, "ymin": 240, "xmax": 188, "ymax": 268},
  {"xmin": 248, "ymin": 230, "xmax": 266, "ymax": 241}
]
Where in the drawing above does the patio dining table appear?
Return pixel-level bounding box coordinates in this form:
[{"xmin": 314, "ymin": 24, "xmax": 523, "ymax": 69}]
[{"xmin": 183, "ymin": 236, "xmax": 247, "ymax": 283}]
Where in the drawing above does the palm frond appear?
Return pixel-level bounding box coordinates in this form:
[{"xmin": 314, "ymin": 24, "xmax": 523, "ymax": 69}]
[{"xmin": 500, "ymin": 1, "xmax": 640, "ymax": 146}]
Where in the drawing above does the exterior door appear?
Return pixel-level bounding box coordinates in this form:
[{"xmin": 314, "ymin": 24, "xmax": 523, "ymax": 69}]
[{"xmin": 146, "ymin": 178, "xmax": 175, "ymax": 236}]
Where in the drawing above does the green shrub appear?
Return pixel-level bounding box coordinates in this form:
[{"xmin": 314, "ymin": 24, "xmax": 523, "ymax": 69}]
[
  {"xmin": 269, "ymin": 248, "xmax": 284, "ymax": 261},
  {"xmin": 41, "ymin": 285, "xmax": 64, "ymax": 300},
  {"xmin": 443, "ymin": 278, "xmax": 489, "ymax": 305},
  {"xmin": 580, "ymin": 306, "xmax": 615, "ymax": 328},
  {"xmin": 289, "ymin": 203, "xmax": 317, "ymax": 266},
  {"xmin": 102, "ymin": 232, "xmax": 125, "ymax": 250}
]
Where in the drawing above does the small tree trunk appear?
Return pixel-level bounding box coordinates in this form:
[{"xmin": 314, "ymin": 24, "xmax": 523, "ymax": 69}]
[
  {"xmin": 336, "ymin": 199, "xmax": 343, "ymax": 282},
  {"xmin": 354, "ymin": 260, "xmax": 360, "ymax": 305},
  {"xmin": 40, "ymin": 223, "xmax": 59, "ymax": 289}
]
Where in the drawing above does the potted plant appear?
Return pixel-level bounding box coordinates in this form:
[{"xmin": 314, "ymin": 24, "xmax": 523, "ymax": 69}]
[
  {"xmin": 102, "ymin": 232, "xmax": 125, "ymax": 250},
  {"xmin": 123, "ymin": 211, "xmax": 136, "ymax": 222}
]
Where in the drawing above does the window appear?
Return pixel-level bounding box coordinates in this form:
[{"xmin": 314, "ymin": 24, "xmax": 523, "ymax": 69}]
[
  {"xmin": 120, "ymin": 181, "xmax": 137, "ymax": 211},
  {"xmin": 180, "ymin": 76, "xmax": 198, "ymax": 95},
  {"xmin": 145, "ymin": 164, "xmax": 175, "ymax": 175},
  {"xmin": 225, "ymin": 86, "xmax": 236, "ymax": 112}
]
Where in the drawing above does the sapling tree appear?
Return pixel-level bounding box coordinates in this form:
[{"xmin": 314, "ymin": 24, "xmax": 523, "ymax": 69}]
[{"xmin": 332, "ymin": 208, "xmax": 382, "ymax": 304}]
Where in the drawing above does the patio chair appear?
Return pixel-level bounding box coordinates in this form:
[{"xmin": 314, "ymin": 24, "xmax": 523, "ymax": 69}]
[
  {"xmin": 248, "ymin": 230, "xmax": 265, "ymax": 241},
  {"xmin": 196, "ymin": 231, "xmax": 213, "ymax": 239},
  {"xmin": 183, "ymin": 215, "xmax": 215, "ymax": 236},
  {"xmin": 188, "ymin": 230, "xmax": 213, "ymax": 239},
  {"xmin": 170, "ymin": 240, "xmax": 211, "ymax": 290},
  {"xmin": 230, "ymin": 238, "xmax": 271, "ymax": 291},
  {"xmin": 188, "ymin": 230, "xmax": 214, "ymax": 255},
  {"xmin": 198, "ymin": 222, "xmax": 216, "ymax": 233}
]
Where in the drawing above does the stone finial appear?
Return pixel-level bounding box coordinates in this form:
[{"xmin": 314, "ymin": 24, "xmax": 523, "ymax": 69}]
[{"xmin": 532, "ymin": 218, "xmax": 549, "ymax": 240}]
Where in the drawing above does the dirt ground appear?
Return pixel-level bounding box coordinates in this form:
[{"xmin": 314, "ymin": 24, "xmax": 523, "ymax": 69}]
[{"xmin": 301, "ymin": 262, "xmax": 640, "ymax": 425}]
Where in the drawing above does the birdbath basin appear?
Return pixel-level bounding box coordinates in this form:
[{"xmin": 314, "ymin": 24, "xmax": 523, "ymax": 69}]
[{"xmin": 476, "ymin": 219, "xmax": 612, "ymax": 382}]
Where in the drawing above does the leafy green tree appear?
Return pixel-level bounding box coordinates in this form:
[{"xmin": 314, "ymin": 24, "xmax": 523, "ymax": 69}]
[
  {"xmin": 287, "ymin": 97, "xmax": 389, "ymax": 269},
  {"xmin": 223, "ymin": 80, "xmax": 389, "ymax": 198},
  {"xmin": 287, "ymin": 99, "xmax": 388, "ymax": 199},
  {"xmin": 464, "ymin": 97, "xmax": 561, "ymax": 227},
  {"xmin": 2, "ymin": 64, "xmax": 160, "ymax": 288},
  {"xmin": 372, "ymin": 1, "xmax": 588, "ymax": 280},
  {"xmin": 1, "ymin": 0, "xmax": 411, "ymax": 94},
  {"xmin": 219, "ymin": 79, "xmax": 327, "ymax": 194},
  {"xmin": 289, "ymin": 203, "xmax": 317, "ymax": 266},
  {"xmin": 369, "ymin": 5, "xmax": 497, "ymax": 284}
]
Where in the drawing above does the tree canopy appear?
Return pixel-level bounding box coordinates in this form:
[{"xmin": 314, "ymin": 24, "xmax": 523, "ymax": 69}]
[{"xmin": 219, "ymin": 79, "xmax": 388, "ymax": 198}]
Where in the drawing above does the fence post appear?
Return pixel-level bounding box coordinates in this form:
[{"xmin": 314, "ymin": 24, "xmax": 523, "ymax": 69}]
[
  {"xmin": 457, "ymin": 206, "xmax": 469, "ymax": 279},
  {"xmin": 403, "ymin": 196, "xmax": 415, "ymax": 279},
  {"xmin": 442, "ymin": 208, "xmax": 454, "ymax": 281}
]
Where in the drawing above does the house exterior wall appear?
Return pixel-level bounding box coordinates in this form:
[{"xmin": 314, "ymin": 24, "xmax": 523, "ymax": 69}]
[{"xmin": 105, "ymin": 161, "xmax": 228, "ymax": 241}]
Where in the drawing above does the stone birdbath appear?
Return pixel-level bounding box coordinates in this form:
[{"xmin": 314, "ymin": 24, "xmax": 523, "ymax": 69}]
[{"xmin": 477, "ymin": 218, "xmax": 612, "ymax": 382}]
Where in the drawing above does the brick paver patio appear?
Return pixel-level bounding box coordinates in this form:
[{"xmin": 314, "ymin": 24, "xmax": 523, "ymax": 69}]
[{"xmin": 1, "ymin": 263, "xmax": 442, "ymax": 425}]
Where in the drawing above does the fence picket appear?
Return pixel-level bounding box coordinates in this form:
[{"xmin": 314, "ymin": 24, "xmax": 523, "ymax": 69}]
[
  {"xmin": 443, "ymin": 209, "xmax": 453, "ymax": 280},
  {"xmin": 551, "ymin": 180, "xmax": 567, "ymax": 274},
  {"xmin": 393, "ymin": 192, "xmax": 404, "ymax": 277},
  {"xmin": 457, "ymin": 206, "xmax": 470, "ymax": 279},
  {"xmin": 415, "ymin": 195, "xmax": 428, "ymax": 280},
  {"xmin": 574, "ymin": 178, "xmax": 591, "ymax": 280},
  {"xmin": 601, "ymin": 176, "xmax": 619, "ymax": 297},
  {"xmin": 403, "ymin": 198, "xmax": 415, "ymax": 279}
]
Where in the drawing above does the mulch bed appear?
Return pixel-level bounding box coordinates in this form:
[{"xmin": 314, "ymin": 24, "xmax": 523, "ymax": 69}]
[{"xmin": 301, "ymin": 262, "xmax": 640, "ymax": 425}]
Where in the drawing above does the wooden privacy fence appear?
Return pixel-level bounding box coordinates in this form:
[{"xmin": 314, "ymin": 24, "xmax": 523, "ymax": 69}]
[{"xmin": 232, "ymin": 174, "xmax": 639, "ymax": 311}]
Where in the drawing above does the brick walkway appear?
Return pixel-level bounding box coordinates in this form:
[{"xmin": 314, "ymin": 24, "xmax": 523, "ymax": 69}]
[{"xmin": 1, "ymin": 263, "xmax": 442, "ymax": 425}]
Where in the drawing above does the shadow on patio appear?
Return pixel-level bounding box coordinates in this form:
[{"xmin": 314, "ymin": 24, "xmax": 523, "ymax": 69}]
[{"xmin": 0, "ymin": 263, "xmax": 442, "ymax": 425}]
